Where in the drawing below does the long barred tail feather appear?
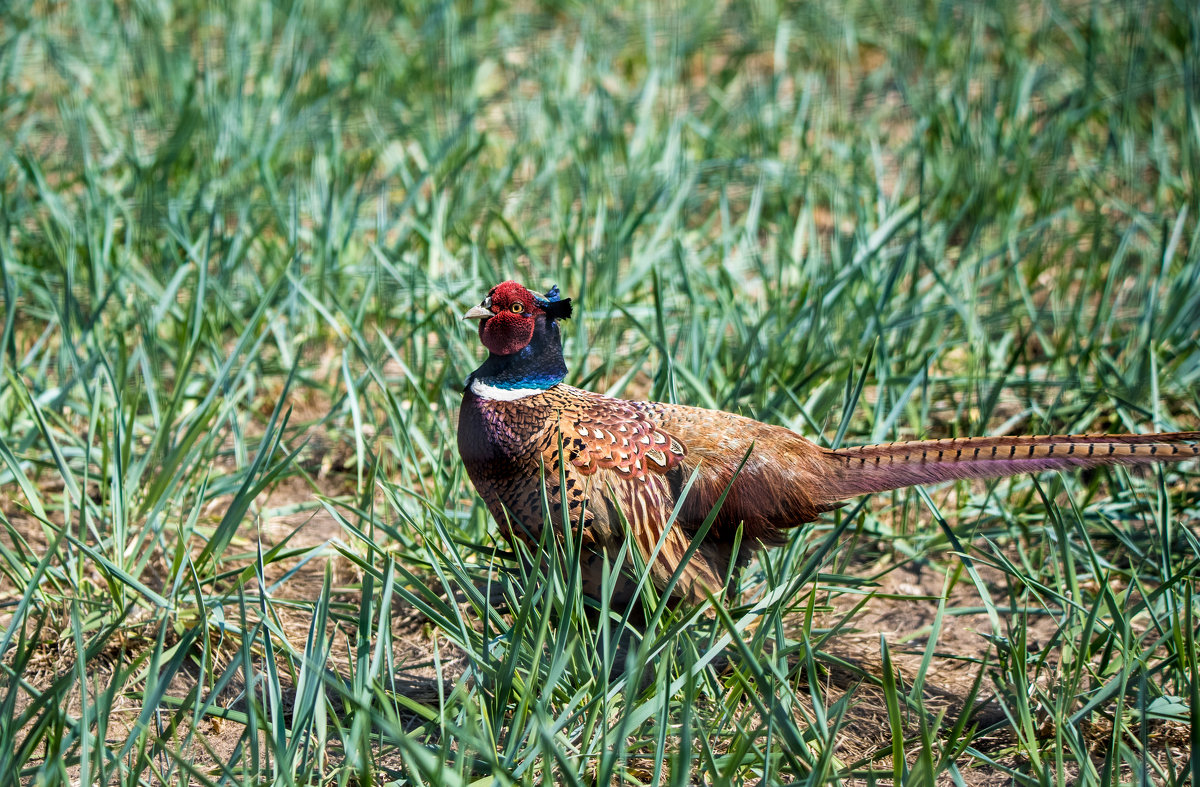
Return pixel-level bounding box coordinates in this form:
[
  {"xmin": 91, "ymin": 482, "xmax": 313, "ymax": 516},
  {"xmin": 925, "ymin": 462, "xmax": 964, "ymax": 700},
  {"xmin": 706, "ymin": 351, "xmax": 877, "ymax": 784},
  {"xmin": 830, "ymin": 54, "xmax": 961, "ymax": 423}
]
[{"xmin": 819, "ymin": 432, "xmax": 1200, "ymax": 504}]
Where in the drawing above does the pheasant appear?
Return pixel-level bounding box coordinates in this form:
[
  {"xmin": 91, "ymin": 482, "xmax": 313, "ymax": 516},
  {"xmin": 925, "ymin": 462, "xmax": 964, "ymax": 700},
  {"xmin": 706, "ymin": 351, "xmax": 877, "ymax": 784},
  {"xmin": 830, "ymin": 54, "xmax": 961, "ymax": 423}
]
[{"xmin": 457, "ymin": 281, "xmax": 1200, "ymax": 607}]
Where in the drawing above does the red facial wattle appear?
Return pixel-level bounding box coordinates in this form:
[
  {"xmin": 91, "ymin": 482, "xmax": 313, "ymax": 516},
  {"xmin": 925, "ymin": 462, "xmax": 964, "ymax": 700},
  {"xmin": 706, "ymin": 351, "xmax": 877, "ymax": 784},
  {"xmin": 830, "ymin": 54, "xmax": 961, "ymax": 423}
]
[
  {"xmin": 471, "ymin": 281, "xmax": 542, "ymax": 355},
  {"xmin": 479, "ymin": 310, "xmax": 536, "ymax": 355}
]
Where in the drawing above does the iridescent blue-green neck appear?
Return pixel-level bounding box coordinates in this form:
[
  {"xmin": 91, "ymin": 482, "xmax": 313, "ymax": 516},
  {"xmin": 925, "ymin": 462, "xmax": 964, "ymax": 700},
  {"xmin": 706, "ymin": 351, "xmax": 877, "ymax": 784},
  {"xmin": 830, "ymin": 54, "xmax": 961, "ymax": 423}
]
[{"xmin": 467, "ymin": 315, "xmax": 567, "ymax": 392}]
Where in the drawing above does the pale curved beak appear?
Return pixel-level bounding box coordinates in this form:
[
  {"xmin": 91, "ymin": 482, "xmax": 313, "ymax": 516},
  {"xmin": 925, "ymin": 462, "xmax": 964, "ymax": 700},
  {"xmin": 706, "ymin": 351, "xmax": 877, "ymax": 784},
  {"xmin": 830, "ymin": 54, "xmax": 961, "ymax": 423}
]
[{"xmin": 462, "ymin": 305, "xmax": 492, "ymax": 321}]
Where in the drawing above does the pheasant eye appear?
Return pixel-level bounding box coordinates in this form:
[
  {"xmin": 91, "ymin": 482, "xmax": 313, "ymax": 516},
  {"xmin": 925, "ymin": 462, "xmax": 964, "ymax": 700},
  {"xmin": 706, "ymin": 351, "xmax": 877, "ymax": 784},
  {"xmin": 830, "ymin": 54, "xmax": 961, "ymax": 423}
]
[{"xmin": 510, "ymin": 302, "xmax": 524, "ymax": 313}]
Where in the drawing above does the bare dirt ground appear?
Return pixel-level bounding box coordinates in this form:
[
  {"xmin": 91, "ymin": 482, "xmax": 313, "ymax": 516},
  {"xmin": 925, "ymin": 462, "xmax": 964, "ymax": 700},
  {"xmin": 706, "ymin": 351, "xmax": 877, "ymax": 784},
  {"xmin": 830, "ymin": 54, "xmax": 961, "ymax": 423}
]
[{"xmin": 805, "ymin": 550, "xmax": 1192, "ymax": 784}]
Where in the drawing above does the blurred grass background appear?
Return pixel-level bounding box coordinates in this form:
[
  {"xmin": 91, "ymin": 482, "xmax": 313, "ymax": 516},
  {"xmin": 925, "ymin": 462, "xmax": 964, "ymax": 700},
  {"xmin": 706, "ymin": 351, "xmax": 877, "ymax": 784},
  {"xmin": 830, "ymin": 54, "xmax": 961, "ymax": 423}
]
[{"xmin": 2, "ymin": 0, "xmax": 1200, "ymax": 784}]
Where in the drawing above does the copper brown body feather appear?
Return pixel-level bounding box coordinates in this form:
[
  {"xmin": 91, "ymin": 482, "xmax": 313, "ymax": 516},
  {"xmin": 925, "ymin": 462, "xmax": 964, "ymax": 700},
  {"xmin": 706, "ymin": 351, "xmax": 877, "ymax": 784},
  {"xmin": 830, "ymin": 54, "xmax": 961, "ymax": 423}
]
[
  {"xmin": 460, "ymin": 383, "xmax": 1200, "ymax": 605},
  {"xmin": 457, "ymin": 282, "xmax": 1200, "ymax": 607}
]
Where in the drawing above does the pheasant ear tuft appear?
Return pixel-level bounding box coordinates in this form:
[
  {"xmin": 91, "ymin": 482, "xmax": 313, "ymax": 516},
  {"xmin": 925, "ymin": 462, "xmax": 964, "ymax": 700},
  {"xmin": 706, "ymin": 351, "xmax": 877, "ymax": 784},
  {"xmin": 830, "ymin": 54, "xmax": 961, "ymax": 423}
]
[
  {"xmin": 535, "ymin": 285, "xmax": 573, "ymax": 320},
  {"xmin": 544, "ymin": 298, "xmax": 572, "ymax": 320}
]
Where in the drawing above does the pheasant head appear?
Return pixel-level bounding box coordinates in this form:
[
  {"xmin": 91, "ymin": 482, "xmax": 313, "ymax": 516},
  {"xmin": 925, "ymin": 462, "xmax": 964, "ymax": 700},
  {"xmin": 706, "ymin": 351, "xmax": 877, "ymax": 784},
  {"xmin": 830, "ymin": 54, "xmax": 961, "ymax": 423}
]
[
  {"xmin": 463, "ymin": 281, "xmax": 573, "ymax": 355},
  {"xmin": 463, "ymin": 281, "xmax": 573, "ymax": 394}
]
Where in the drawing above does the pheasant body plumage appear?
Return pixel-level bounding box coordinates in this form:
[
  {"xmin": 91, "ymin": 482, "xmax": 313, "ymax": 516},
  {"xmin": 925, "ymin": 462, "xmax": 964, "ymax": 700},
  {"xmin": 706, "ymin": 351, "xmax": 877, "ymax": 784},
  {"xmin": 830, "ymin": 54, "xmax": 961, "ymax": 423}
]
[
  {"xmin": 460, "ymin": 385, "xmax": 693, "ymax": 605},
  {"xmin": 457, "ymin": 281, "xmax": 1200, "ymax": 606}
]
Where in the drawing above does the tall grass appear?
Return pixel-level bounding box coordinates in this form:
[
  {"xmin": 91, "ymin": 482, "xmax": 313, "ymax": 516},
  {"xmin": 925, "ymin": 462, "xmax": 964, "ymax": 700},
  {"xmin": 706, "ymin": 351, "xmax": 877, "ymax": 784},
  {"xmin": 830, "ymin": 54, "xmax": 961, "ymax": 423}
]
[{"xmin": 1, "ymin": 0, "xmax": 1199, "ymax": 784}]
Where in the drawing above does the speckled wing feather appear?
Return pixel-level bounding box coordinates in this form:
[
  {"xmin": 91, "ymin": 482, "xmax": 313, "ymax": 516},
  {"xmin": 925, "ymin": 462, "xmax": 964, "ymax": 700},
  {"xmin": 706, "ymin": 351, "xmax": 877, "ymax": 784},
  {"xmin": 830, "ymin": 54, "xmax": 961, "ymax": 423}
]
[
  {"xmin": 552, "ymin": 391, "xmax": 727, "ymax": 601},
  {"xmin": 566, "ymin": 404, "xmax": 686, "ymax": 477}
]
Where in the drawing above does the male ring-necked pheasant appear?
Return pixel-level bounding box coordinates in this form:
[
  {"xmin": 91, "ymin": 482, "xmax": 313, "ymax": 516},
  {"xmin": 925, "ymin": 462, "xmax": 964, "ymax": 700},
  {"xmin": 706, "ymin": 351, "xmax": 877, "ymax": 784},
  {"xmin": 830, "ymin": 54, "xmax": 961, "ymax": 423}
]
[{"xmin": 457, "ymin": 281, "xmax": 1200, "ymax": 607}]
